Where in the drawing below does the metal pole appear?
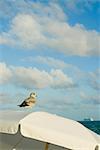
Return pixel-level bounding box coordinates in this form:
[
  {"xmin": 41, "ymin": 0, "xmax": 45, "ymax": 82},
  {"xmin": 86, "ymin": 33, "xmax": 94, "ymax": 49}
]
[{"xmin": 45, "ymin": 142, "xmax": 49, "ymax": 150}]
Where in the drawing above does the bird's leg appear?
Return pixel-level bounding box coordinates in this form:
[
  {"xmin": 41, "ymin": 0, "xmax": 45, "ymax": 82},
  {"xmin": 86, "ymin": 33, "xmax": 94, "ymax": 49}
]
[{"xmin": 45, "ymin": 142, "xmax": 49, "ymax": 150}]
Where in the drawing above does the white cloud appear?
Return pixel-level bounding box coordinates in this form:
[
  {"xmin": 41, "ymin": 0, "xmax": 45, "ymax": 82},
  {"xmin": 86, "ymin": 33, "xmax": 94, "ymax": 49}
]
[
  {"xmin": 12, "ymin": 66, "xmax": 53, "ymax": 89},
  {"xmin": 10, "ymin": 14, "xmax": 46, "ymax": 49},
  {"xmin": 45, "ymin": 22, "xmax": 100, "ymax": 56},
  {"xmin": 51, "ymin": 69, "xmax": 75, "ymax": 89},
  {"xmin": 0, "ymin": 62, "xmax": 12, "ymax": 84},
  {"xmin": 0, "ymin": 35, "xmax": 14, "ymax": 45},
  {"xmin": 21, "ymin": 55, "xmax": 84, "ymax": 83},
  {"xmin": 0, "ymin": 36, "xmax": 9, "ymax": 45},
  {"xmin": 0, "ymin": 62, "xmax": 75, "ymax": 89},
  {"xmin": 21, "ymin": 55, "xmax": 76, "ymax": 70},
  {"xmin": 65, "ymin": 0, "xmax": 100, "ymax": 13},
  {"xmin": 0, "ymin": 2, "xmax": 99, "ymax": 56},
  {"xmin": 34, "ymin": 56, "xmax": 67, "ymax": 69},
  {"xmin": 32, "ymin": 2, "xmax": 67, "ymax": 21}
]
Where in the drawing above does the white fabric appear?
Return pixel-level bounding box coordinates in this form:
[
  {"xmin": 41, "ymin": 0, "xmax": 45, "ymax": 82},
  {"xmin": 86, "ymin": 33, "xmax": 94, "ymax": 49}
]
[
  {"xmin": 0, "ymin": 111, "xmax": 29, "ymax": 134},
  {"xmin": 0, "ymin": 111, "xmax": 100, "ymax": 150}
]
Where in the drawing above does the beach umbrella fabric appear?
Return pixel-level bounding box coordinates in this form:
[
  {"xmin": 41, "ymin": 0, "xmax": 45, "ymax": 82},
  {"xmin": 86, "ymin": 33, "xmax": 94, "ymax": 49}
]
[{"xmin": 0, "ymin": 111, "xmax": 100, "ymax": 150}]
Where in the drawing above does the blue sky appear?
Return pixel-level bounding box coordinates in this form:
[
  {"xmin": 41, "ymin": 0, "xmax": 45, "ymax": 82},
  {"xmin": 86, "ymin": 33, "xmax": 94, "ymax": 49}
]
[{"xmin": 0, "ymin": 0, "xmax": 100, "ymax": 120}]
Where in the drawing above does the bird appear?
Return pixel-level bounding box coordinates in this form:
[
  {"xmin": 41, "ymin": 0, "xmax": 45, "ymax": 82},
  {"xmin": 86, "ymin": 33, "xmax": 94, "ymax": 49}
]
[{"xmin": 18, "ymin": 92, "xmax": 37, "ymax": 108}]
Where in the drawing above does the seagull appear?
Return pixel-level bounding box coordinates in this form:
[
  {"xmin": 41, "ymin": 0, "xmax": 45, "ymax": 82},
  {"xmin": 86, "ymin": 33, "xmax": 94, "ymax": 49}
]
[{"xmin": 18, "ymin": 92, "xmax": 37, "ymax": 108}]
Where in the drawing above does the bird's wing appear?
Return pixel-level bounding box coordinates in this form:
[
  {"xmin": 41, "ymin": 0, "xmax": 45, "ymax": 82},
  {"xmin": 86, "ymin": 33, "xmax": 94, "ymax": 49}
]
[
  {"xmin": 25, "ymin": 97, "xmax": 36, "ymax": 103},
  {"xmin": 18, "ymin": 97, "xmax": 36, "ymax": 107},
  {"xmin": 19, "ymin": 100, "xmax": 28, "ymax": 106}
]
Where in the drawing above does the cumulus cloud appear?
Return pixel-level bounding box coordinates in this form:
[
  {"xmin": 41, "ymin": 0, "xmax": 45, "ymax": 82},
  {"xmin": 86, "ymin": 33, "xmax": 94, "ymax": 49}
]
[
  {"xmin": 45, "ymin": 22, "xmax": 99, "ymax": 56},
  {"xmin": 0, "ymin": 62, "xmax": 75, "ymax": 89},
  {"xmin": 21, "ymin": 55, "xmax": 84, "ymax": 83},
  {"xmin": 51, "ymin": 69, "xmax": 75, "ymax": 89},
  {"xmin": 0, "ymin": 62, "xmax": 12, "ymax": 84},
  {"xmin": 12, "ymin": 66, "xmax": 53, "ymax": 89},
  {"xmin": 32, "ymin": 2, "xmax": 67, "ymax": 21},
  {"xmin": 10, "ymin": 14, "xmax": 46, "ymax": 49},
  {"xmin": 0, "ymin": 2, "xmax": 99, "ymax": 56},
  {"xmin": 80, "ymin": 92, "xmax": 100, "ymax": 105}
]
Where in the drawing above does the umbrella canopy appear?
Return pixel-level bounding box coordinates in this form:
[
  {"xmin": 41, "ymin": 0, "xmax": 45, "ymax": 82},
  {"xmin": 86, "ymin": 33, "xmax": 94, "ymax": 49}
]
[{"xmin": 0, "ymin": 110, "xmax": 100, "ymax": 150}]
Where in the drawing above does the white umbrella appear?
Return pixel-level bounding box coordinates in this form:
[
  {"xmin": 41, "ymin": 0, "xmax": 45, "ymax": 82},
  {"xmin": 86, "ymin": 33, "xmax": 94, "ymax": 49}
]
[{"xmin": 0, "ymin": 110, "xmax": 100, "ymax": 150}]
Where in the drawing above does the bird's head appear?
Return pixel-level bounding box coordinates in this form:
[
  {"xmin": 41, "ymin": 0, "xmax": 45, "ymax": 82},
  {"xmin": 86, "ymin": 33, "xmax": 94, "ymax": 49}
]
[{"xmin": 30, "ymin": 92, "xmax": 37, "ymax": 98}]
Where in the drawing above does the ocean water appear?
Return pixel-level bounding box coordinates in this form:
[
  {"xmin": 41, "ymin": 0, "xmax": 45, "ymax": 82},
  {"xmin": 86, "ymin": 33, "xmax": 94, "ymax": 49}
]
[{"xmin": 79, "ymin": 121, "xmax": 100, "ymax": 135}]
